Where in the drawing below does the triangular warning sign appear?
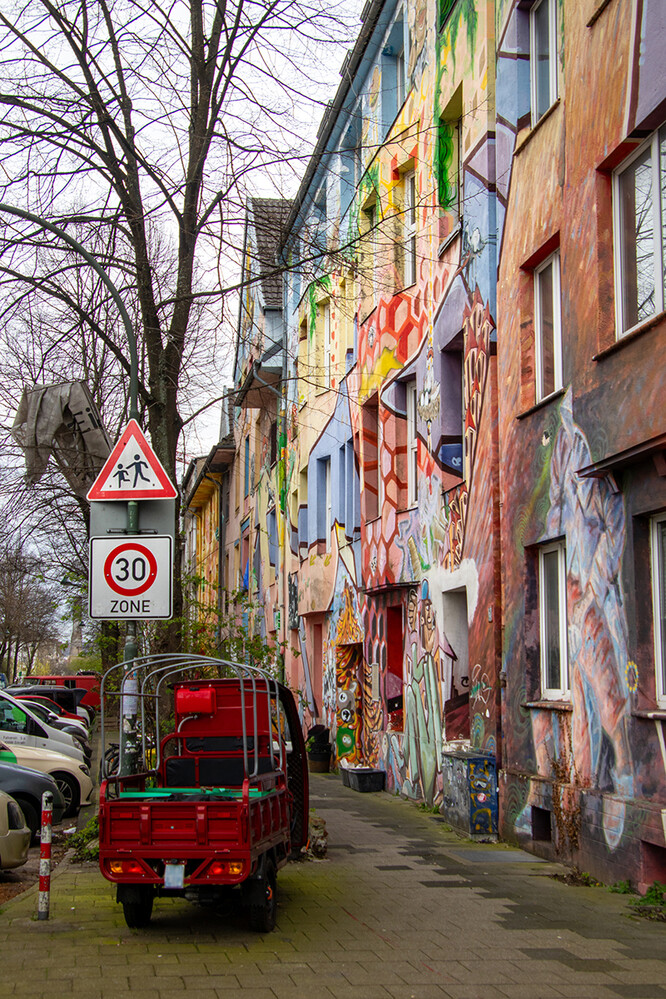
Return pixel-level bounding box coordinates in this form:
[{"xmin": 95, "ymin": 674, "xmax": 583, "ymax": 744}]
[{"xmin": 87, "ymin": 419, "xmax": 177, "ymax": 501}]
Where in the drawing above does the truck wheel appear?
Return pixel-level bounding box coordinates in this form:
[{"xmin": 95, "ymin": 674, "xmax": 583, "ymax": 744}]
[
  {"xmin": 121, "ymin": 889, "xmax": 153, "ymax": 928},
  {"xmin": 249, "ymin": 860, "xmax": 277, "ymax": 933}
]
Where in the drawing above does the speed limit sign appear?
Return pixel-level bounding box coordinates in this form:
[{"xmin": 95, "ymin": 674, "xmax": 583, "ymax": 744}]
[{"xmin": 89, "ymin": 536, "xmax": 172, "ymax": 619}]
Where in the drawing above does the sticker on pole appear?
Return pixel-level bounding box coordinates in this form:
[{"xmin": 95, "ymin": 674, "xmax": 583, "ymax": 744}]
[
  {"xmin": 87, "ymin": 419, "xmax": 177, "ymax": 501},
  {"xmin": 89, "ymin": 536, "xmax": 173, "ymax": 619}
]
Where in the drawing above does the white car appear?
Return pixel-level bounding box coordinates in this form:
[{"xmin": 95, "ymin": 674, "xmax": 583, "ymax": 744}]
[
  {"xmin": 0, "ymin": 741, "xmax": 93, "ymax": 819},
  {"xmin": 0, "ymin": 690, "xmax": 85, "ymax": 764},
  {"xmin": 0, "ymin": 788, "xmax": 30, "ymax": 869}
]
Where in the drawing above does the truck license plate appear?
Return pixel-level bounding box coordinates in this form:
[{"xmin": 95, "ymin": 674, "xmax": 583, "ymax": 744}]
[{"xmin": 164, "ymin": 863, "xmax": 185, "ymax": 889}]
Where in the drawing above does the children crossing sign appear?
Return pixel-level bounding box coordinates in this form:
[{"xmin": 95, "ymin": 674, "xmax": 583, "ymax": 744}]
[{"xmin": 86, "ymin": 419, "xmax": 177, "ymax": 501}]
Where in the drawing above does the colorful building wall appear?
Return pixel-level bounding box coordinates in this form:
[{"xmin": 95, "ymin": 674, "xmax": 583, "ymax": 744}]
[
  {"xmin": 282, "ymin": 0, "xmax": 503, "ymax": 813},
  {"xmin": 496, "ymin": 0, "xmax": 666, "ymax": 887}
]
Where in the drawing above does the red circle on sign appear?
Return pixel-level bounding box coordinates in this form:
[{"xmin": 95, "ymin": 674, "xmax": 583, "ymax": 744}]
[{"xmin": 103, "ymin": 542, "xmax": 158, "ymax": 596}]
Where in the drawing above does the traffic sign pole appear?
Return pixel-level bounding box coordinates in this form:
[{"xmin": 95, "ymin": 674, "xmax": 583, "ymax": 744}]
[
  {"xmin": 87, "ymin": 422, "xmax": 177, "ymax": 779},
  {"xmin": 121, "ymin": 500, "xmax": 140, "ymax": 778}
]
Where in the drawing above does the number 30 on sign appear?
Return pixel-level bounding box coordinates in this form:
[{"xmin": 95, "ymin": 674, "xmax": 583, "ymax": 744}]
[{"xmin": 89, "ymin": 536, "xmax": 173, "ymax": 619}]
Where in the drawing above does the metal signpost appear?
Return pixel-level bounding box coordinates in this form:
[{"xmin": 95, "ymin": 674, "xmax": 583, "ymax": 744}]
[{"xmin": 87, "ymin": 420, "xmax": 177, "ymax": 775}]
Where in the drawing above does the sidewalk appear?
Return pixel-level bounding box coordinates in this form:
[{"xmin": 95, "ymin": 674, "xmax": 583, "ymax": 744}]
[{"xmin": 1, "ymin": 773, "xmax": 664, "ymax": 999}]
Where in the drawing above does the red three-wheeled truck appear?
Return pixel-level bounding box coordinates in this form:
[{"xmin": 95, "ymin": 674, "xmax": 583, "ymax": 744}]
[{"xmin": 97, "ymin": 657, "xmax": 309, "ymax": 930}]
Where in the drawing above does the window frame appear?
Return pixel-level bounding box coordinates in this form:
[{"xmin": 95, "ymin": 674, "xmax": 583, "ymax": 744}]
[
  {"xmin": 613, "ymin": 126, "xmax": 666, "ymax": 338},
  {"xmin": 534, "ymin": 250, "xmax": 562, "ymax": 401},
  {"xmin": 324, "ymin": 456, "xmax": 332, "ymax": 552},
  {"xmin": 406, "ymin": 380, "xmax": 418, "ymax": 506},
  {"xmin": 396, "ymin": 45, "xmax": 405, "ymax": 109},
  {"xmin": 530, "ymin": 0, "xmax": 558, "ymax": 128},
  {"xmin": 538, "ymin": 540, "xmax": 569, "ymax": 700},
  {"xmin": 404, "ymin": 170, "xmax": 417, "ymax": 287},
  {"xmin": 651, "ymin": 512, "xmax": 666, "ymax": 707},
  {"xmin": 243, "ymin": 435, "xmax": 250, "ymax": 498},
  {"xmin": 323, "ymin": 301, "xmax": 331, "ymax": 387}
]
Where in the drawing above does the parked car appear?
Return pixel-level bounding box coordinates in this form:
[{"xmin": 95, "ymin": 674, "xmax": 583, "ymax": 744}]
[
  {"xmin": 11, "ymin": 693, "xmax": 84, "ymax": 725},
  {"xmin": 22, "ymin": 674, "xmax": 100, "ymax": 712},
  {"xmin": 0, "ymin": 789, "xmax": 30, "ymax": 869},
  {"xmin": 0, "ymin": 690, "xmax": 86, "ymax": 764},
  {"xmin": 0, "ymin": 740, "xmax": 93, "ymax": 819},
  {"xmin": 8, "ymin": 685, "xmax": 94, "ymax": 726},
  {"xmin": 0, "ymin": 756, "xmax": 66, "ymax": 838},
  {"xmin": 16, "ymin": 700, "xmax": 92, "ymax": 761}
]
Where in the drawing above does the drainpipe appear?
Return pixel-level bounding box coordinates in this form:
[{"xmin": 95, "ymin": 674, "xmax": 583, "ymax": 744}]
[{"xmin": 248, "ymin": 362, "xmax": 288, "ymax": 684}]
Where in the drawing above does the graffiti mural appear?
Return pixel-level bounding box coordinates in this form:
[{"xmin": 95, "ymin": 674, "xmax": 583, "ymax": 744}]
[{"xmin": 496, "ymin": 0, "xmax": 666, "ymax": 884}]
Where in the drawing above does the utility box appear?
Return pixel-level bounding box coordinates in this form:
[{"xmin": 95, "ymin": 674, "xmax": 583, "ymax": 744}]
[{"xmin": 441, "ymin": 747, "xmax": 497, "ymax": 841}]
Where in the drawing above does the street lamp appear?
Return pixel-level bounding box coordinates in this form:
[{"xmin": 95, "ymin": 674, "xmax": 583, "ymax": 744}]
[{"xmin": 0, "ymin": 203, "xmax": 142, "ymax": 775}]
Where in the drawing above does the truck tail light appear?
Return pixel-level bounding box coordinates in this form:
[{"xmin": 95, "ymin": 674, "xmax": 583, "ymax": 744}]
[
  {"xmin": 109, "ymin": 860, "xmax": 144, "ymax": 875},
  {"xmin": 208, "ymin": 860, "xmax": 244, "ymax": 877}
]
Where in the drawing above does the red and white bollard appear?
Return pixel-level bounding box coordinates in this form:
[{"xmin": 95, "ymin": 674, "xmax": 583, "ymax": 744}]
[{"xmin": 37, "ymin": 790, "xmax": 53, "ymax": 921}]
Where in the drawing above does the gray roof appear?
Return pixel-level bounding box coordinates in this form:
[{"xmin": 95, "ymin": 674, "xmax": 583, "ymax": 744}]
[{"xmin": 250, "ymin": 198, "xmax": 292, "ymax": 309}]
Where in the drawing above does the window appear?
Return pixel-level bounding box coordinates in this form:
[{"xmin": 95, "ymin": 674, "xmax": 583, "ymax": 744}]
[
  {"xmin": 406, "ymin": 380, "xmax": 418, "ymax": 505},
  {"xmin": 539, "ymin": 541, "xmax": 568, "ymax": 698},
  {"xmin": 269, "ymin": 420, "xmax": 277, "ymax": 465},
  {"xmin": 323, "ymin": 302, "xmax": 331, "ymax": 386},
  {"xmin": 267, "ymin": 507, "xmax": 278, "ymax": 569},
  {"xmin": 534, "ymin": 251, "xmax": 562, "ymax": 400},
  {"xmin": 396, "ymin": 45, "xmax": 405, "ymax": 109},
  {"xmin": 651, "ymin": 513, "xmax": 666, "ymax": 706},
  {"xmin": 325, "ymin": 457, "xmax": 332, "ymax": 552},
  {"xmin": 437, "ymin": 117, "xmax": 462, "ymax": 216},
  {"xmin": 0, "ymin": 702, "xmax": 29, "ymax": 734},
  {"xmin": 386, "ymin": 605, "xmax": 404, "ymax": 728},
  {"xmin": 298, "ymin": 467, "xmax": 308, "ymax": 558},
  {"xmin": 243, "ymin": 436, "xmax": 250, "ymax": 497},
  {"xmin": 404, "ymin": 171, "xmax": 417, "ymax": 286},
  {"xmin": 614, "ymin": 126, "xmax": 666, "ymax": 336},
  {"xmin": 377, "ymin": 411, "xmax": 384, "ymax": 512},
  {"xmin": 317, "ymin": 457, "xmax": 332, "ymax": 550},
  {"xmin": 362, "ymin": 397, "xmax": 379, "ymax": 521},
  {"xmin": 530, "ymin": 0, "xmax": 558, "ymax": 126},
  {"xmin": 440, "ymin": 337, "xmax": 464, "ymax": 477}
]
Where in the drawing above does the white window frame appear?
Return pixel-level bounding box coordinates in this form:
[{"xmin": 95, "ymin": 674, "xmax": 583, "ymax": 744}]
[
  {"xmin": 651, "ymin": 513, "xmax": 666, "ymax": 707},
  {"xmin": 377, "ymin": 409, "xmax": 384, "ymax": 513},
  {"xmin": 406, "ymin": 380, "xmax": 418, "ymax": 506},
  {"xmin": 325, "ymin": 457, "xmax": 332, "ymax": 552},
  {"xmin": 396, "ymin": 45, "xmax": 405, "ymax": 109},
  {"xmin": 323, "ymin": 302, "xmax": 331, "ymax": 387},
  {"xmin": 534, "ymin": 250, "xmax": 562, "ymax": 401},
  {"xmin": 530, "ymin": 0, "xmax": 558, "ymax": 127},
  {"xmin": 364, "ymin": 202, "xmax": 378, "ymax": 301},
  {"xmin": 404, "ymin": 171, "xmax": 417, "ymax": 287},
  {"xmin": 613, "ymin": 126, "xmax": 666, "ymax": 338},
  {"xmin": 538, "ymin": 540, "xmax": 569, "ymax": 699}
]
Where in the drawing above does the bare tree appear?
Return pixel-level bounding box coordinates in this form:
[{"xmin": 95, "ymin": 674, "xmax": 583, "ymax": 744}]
[
  {"xmin": 0, "ymin": 539, "xmax": 61, "ymax": 681},
  {"xmin": 0, "ymin": 0, "xmax": 355, "ymax": 634}
]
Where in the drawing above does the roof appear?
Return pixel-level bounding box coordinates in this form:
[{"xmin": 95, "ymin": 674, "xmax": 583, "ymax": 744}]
[{"xmin": 250, "ymin": 198, "xmax": 293, "ymax": 309}]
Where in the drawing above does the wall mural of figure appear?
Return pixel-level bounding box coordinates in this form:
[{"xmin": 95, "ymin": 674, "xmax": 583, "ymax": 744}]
[
  {"xmin": 514, "ymin": 390, "xmax": 635, "ymax": 851},
  {"xmin": 398, "ymin": 581, "xmax": 447, "ymax": 803}
]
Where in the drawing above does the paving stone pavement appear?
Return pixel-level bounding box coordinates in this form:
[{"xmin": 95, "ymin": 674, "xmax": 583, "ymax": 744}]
[{"xmin": 1, "ymin": 773, "xmax": 664, "ymax": 999}]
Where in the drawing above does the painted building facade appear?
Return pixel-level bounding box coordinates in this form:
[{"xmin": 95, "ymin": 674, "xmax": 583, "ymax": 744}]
[
  {"xmin": 228, "ymin": 199, "xmax": 294, "ymax": 663},
  {"xmin": 200, "ymin": 0, "xmax": 666, "ymax": 885},
  {"xmin": 496, "ymin": 0, "xmax": 666, "ymax": 887},
  {"xmin": 274, "ymin": 0, "xmax": 502, "ymax": 828}
]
